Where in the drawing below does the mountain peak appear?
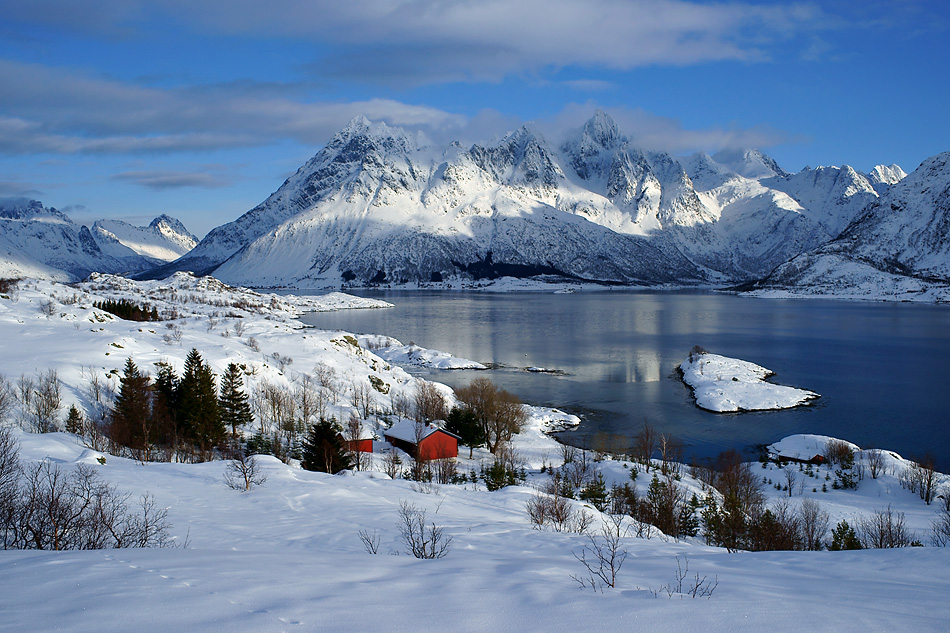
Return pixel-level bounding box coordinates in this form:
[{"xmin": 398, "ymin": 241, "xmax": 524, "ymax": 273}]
[
  {"xmin": 582, "ymin": 110, "xmax": 622, "ymax": 150},
  {"xmin": 712, "ymin": 148, "xmax": 788, "ymax": 180}
]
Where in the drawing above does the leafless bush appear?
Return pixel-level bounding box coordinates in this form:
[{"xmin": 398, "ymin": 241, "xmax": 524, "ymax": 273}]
[
  {"xmin": 562, "ymin": 448, "xmax": 595, "ymax": 489},
  {"xmin": 865, "ymin": 449, "xmax": 886, "ymax": 479},
  {"xmin": 2, "ymin": 460, "xmax": 174, "ymax": 550},
  {"xmin": 245, "ymin": 336, "xmax": 261, "ymax": 352},
  {"xmin": 658, "ymin": 433, "xmax": 683, "ymax": 477},
  {"xmin": 351, "ymin": 382, "xmax": 376, "ymax": 420},
  {"xmin": 799, "ymin": 498, "xmax": 829, "ymax": 551},
  {"xmin": 432, "ymin": 458, "xmax": 458, "ymax": 485},
  {"xmin": 382, "ymin": 449, "xmax": 402, "ymax": 479},
  {"xmin": 824, "ymin": 439, "xmax": 854, "ymax": 466},
  {"xmin": 631, "ymin": 420, "xmax": 656, "ymax": 468},
  {"xmin": 528, "ymin": 478, "xmax": 593, "ymax": 534},
  {"xmin": 0, "ymin": 375, "xmax": 14, "ymax": 424},
  {"xmin": 858, "ymin": 505, "xmax": 913, "ymax": 549},
  {"xmin": 224, "ymin": 453, "xmax": 267, "ymax": 491},
  {"xmin": 902, "ymin": 455, "xmax": 938, "ymax": 505},
  {"xmin": 233, "ymin": 320, "xmax": 246, "ymax": 337},
  {"xmin": 40, "ymin": 298, "xmax": 57, "ymax": 316},
  {"xmin": 358, "ymin": 528, "xmax": 381, "ymax": 554},
  {"xmin": 930, "ymin": 502, "xmax": 950, "ymax": 547},
  {"xmin": 654, "ymin": 557, "xmax": 718, "ymax": 599},
  {"xmin": 571, "ymin": 514, "xmax": 629, "ymax": 591},
  {"xmin": 397, "ymin": 500, "xmax": 451, "ymax": 559},
  {"xmin": 413, "ymin": 381, "xmax": 447, "ymax": 423},
  {"xmin": 30, "ymin": 369, "xmax": 62, "ymax": 433},
  {"xmin": 270, "ymin": 352, "xmax": 293, "ymax": 373}
]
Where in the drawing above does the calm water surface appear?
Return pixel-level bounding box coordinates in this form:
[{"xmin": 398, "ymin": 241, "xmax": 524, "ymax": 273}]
[{"xmin": 299, "ymin": 290, "xmax": 950, "ymax": 466}]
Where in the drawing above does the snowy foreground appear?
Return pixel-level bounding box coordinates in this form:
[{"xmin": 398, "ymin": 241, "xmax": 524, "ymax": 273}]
[
  {"xmin": 2, "ymin": 275, "xmax": 949, "ymax": 632},
  {"xmin": 679, "ymin": 351, "xmax": 819, "ymax": 412}
]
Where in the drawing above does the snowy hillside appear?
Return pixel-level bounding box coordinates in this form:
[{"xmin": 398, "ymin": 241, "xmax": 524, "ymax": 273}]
[
  {"xmin": 745, "ymin": 153, "xmax": 950, "ymax": 301},
  {"xmin": 0, "ymin": 199, "xmax": 197, "ymax": 281},
  {"xmin": 154, "ymin": 112, "xmax": 912, "ymax": 288},
  {"xmin": 3, "ymin": 274, "xmax": 950, "ymax": 632}
]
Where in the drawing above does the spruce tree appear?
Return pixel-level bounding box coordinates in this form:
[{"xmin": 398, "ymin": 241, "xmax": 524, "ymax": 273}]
[
  {"xmin": 111, "ymin": 357, "xmax": 153, "ymax": 456},
  {"xmin": 445, "ymin": 406, "xmax": 484, "ymax": 459},
  {"xmin": 65, "ymin": 405, "xmax": 84, "ymax": 435},
  {"xmin": 219, "ymin": 362, "xmax": 253, "ymax": 440},
  {"xmin": 177, "ymin": 349, "xmax": 224, "ymax": 454},
  {"xmin": 301, "ymin": 418, "xmax": 352, "ymax": 474}
]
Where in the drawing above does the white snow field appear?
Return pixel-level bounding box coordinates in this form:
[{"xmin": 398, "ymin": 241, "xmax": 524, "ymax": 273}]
[
  {"xmin": 1, "ymin": 275, "xmax": 949, "ymax": 633},
  {"xmin": 679, "ymin": 350, "xmax": 819, "ymax": 412}
]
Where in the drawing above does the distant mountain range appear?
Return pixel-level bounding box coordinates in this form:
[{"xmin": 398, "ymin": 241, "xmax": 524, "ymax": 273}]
[
  {"xmin": 5, "ymin": 112, "xmax": 950, "ymax": 300},
  {"xmin": 0, "ymin": 199, "xmax": 196, "ymax": 281}
]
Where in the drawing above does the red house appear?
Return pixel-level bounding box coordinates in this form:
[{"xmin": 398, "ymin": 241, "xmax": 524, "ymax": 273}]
[
  {"xmin": 345, "ymin": 438, "xmax": 374, "ymax": 454},
  {"xmin": 383, "ymin": 420, "xmax": 459, "ymax": 461}
]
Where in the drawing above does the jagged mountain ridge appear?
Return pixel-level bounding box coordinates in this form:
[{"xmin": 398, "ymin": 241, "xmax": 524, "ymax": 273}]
[
  {"xmin": 151, "ymin": 112, "xmax": 915, "ymax": 288},
  {"xmin": 0, "ymin": 199, "xmax": 197, "ymax": 281},
  {"xmin": 750, "ymin": 152, "xmax": 950, "ymax": 295}
]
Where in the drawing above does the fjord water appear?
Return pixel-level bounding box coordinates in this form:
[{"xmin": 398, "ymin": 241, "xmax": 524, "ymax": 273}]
[{"xmin": 300, "ymin": 291, "xmax": 950, "ymax": 465}]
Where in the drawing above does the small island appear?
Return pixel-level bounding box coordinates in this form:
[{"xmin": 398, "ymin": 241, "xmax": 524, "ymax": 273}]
[{"xmin": 679, "ymin": 347, "xmax": 819, "ymax": 413}]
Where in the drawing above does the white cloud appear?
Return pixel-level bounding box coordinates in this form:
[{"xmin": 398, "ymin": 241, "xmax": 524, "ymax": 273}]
[
  {"xmin": 0, "ymin": 60, "xmax": 465, "ymax": 154},
  {"xmin": 1, "ymin": 1, "xmax": 824, "ymax": 85}
]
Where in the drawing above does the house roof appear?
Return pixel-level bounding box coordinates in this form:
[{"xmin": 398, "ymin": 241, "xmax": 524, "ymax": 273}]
[{"xmin": 383, "ymin": 419, "xmax": 459, "ymax": 444}]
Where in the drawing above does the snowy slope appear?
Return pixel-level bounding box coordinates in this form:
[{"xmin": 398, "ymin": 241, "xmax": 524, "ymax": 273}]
[
  {"xmin": 3, "ymin": 276, "xmax": 950, "ymax": 632},
  {"xmin": 747, "ymin": 153, "xmax": 950, "ymax": 300},
  {"xmin": 157, "ymin": 112, "xmax": 913, "ymax": 288}
]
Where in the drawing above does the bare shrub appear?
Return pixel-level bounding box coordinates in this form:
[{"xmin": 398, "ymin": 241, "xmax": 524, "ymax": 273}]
[
  {"xmin": 902, "ymin": 455, "xmax": 938, "ymax": 505},
  {"xmin": 572, "ymin": 514, "xmax": 629, "ymax": 591},
  {"xmin": 799, "ymin": 498, "xmax": 830, "ymax": 551},
  {"xmin": 245, "ymin": 336, "xmax": 260, "ymax": 352},
  {"xmin": 3, "ymin": 460, "xmax": 173, "ymax": 550},
  {"xmin": 858, "ymin": 505, "xmax": 913, "ymax": 549},
  {"xmin": 654, "ymin": 557, "xmax": 718, "ymax": 599},
  {"xmin": 432, "ymin": 458, "xmax": 458, "ymax": 485},
  {"xmin": 0, "ymin": 375, "xmax": 14, "ymax": 424},
  {"xmin": 562, "ymin": 448, "xmax": 595, "ymax": 490},
  {"xmin": 351, "ymin": 382, "xmax": 375, "ymax": 420},
  {"xmin": 397, "ymin": 501, "xmax": 451, "ymax": 559},
  {"xmin": 30, "ymin": 369, "xmax": 62, "ymax": 433},
  {"xmin": 382, "ymin": 448, "xmax": 402, "ymax": 479},
  {"xmin": 224, "ymin": 453, "xmax": 267, "ymax": 491},
  {"xmin": 358, "ymin": 528, "xmax": 380, "ymax": 554},
  {"xmin": 865, "ymin": 449, "xmax": 886, "ymax": 479},
  {"xmin": 824, "ymin": 439, "xmax": 854, "ymax": 466},
  {"xmin": 233, "ymin": 320, "xmax": 246, "ymax": 337},
  {"xmin": 631, "ymin": 420, "xmax": 656, "ymax": 468},
  {"xmin": 413, "ymin": 381, "xmax": 447, "ymax": 424}
]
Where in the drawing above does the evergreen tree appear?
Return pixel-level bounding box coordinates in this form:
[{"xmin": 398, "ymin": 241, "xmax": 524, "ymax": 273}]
[
  {"xmin": 829, "ymin": 520, "xmax": 862, "ymax": 551},
  {"xmin": 219, "ymin": 363, "xmax": 253, "ymax": 439},
  {"xmin": 177, "ymin": 349, "xmax": 224, "ymax": 454},
  {"xmin": 301, "ymin": 418, "xmax": 352, "ymax": 474},
  {"xmin": 110, "ymin": 357, "xmax": 154, "ymax": 457},
  {"xmin": 65, "ymin": 405, "xmax": 84, "ymax": 435},
  {"xmin": 579, "ymin": 472, "xmax": 609, "ymax": 512},
  {"xmin": 444, "ymin": 406, "xmax": 484, "ymax": 459}
]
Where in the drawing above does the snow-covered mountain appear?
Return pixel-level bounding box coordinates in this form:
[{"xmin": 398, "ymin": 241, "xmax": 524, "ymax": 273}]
[
  {"xmin": 0, "ymin": 199, "xmax": 196, "ymax": 281},
  {"xmin": 153, "ymin": 112, "xmax": 918, "ymax": 288},
  {"xmin": 745, "ymin": 152, "xmax": 950, "ymax": 299}
]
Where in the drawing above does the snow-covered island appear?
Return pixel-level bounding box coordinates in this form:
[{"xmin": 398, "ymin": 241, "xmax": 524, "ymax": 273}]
[
  {"xmin": 679, "ymin": 348, "xmax": 819, "ymax": 412},
  {"xmin": 357, "ymin": 334, "xmax": 487, "ymax": 370}
]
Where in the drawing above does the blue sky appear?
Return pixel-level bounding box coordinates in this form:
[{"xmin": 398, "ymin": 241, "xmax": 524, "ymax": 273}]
[{"xmin": 1, "ymin": 0, "xmax": 947, "ymax": 237}]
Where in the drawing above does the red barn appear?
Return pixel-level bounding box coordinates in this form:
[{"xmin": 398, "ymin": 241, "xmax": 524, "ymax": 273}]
[{"xmin": 383, "ymin": 420, "xmax": 459, "ymax": 461}]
